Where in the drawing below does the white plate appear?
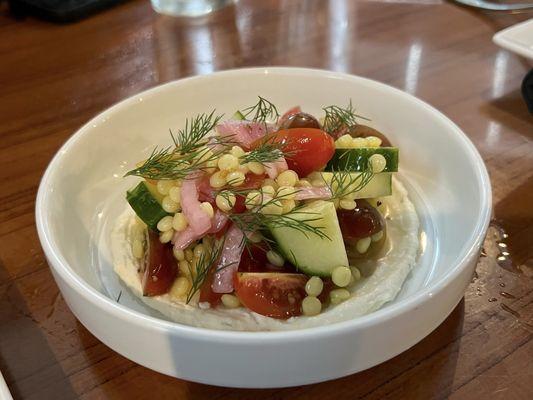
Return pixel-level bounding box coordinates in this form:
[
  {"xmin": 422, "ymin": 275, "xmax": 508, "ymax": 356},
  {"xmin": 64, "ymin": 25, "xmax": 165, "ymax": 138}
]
[
  {"xmin": 36, "ymin": 67, "xmax": 491, "ymax": 388},
  {"xmin": 493, "ymin": 18, "xmax": 533, "ymax": 60}
]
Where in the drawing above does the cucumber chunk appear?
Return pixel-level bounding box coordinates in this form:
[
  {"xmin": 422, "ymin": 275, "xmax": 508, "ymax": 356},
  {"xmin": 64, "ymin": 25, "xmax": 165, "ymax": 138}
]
[
  {"xmin": 127, "ymin": 181, "xmax": 170, "ymax": 230},
  {"xmin": 270, "ymin": 200, "xmax": 349, "ymax": 277},
  {"xmin": 232, "ymin": 110, "xmax": 246, "ymax": 120},
  {"xmin": 326, "ymin": 147, "xmax": 399, "ymax": 172},
  {"xmin": 320, "ymin": 172, "xmax": 393, "ymax": 199}
]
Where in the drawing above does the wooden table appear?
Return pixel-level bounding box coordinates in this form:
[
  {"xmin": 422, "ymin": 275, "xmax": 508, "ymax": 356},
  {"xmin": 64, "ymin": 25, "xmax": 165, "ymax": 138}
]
[{"xmin": 1, "ymin": 0, "xmax": 532, "ymax": 398}]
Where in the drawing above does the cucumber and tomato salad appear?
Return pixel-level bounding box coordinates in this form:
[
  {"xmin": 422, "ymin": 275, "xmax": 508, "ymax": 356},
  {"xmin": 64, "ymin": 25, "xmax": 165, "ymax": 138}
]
[{"xmin": 126, "ymin": 107, "xmax": 397, "ymax": 319}]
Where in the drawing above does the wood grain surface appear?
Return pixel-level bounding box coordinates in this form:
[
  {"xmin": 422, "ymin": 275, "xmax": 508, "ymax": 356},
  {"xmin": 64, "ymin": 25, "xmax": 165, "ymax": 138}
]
[{"xmin": 1, "ymin": 0, "xmax": 532, "ymax": 399}]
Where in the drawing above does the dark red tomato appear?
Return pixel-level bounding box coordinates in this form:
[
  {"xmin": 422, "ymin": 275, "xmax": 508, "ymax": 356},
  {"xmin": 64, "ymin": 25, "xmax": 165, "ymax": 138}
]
[
  {"xmin": 199, "ymin": 266, "xmax": 223, "ymax": 306},
  {"xmin": 197, "ymin": 175, "xmax": 216, "ymax": 204},
  {"xmin": 234, "ymin": 273, "xmax": 307, "ymax": 319},
  {"xmin": 238, "ymin": 244, "xmax": 269, "ymax": 272},
  {"xmin": 279, "ymin": 112, "xmax": 321, "ymax": 130},
  {"xmin": 337, "ymin": 200, "xmax": 384, "ymax": 240},
  {"xmin": 278, "ymin": 106, "xmax": 301, "ymax": 127},
  {"xmin": 142, "ymin": 230, "xmax": 178, "ymax": 296},
  {"xmin": 264, "ymin": 128, "xmax": 335, "ymax": 177},
  {"xmin": 237, "ymin": 243, "xmax": 295, "ymax": 273}
]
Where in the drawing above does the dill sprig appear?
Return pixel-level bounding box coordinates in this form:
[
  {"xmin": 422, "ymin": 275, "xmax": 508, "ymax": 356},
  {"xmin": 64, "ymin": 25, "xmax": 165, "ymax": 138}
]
[
  {"xmin": 239, "ymin": 135, "xmax": 291, "ymax": 165},
  {"xmin": 220, "ymin": 189, "xmax": 331, "ymax": 247},
  {"xmin": 125, "ymin": 111, "xmax": 231, "ymax": 180},
  {"xmin": 125, "ymin": 145, "xmax": 220, "ymax": 180},
  {"xmin": 324, "ymin": 167, "xmax": 375, "ymax": 200},
  {"xmin": 186, "ymin": 241, "xmax": 235, "ymax": 304},
  {"xmin": 242, "ymin": 96, "xmax": 280, "ymax": 124},
  {"xmin": 171, "ymin": 110, "xmax": 223, "ymax": 154},
  {"xmin": 322, "ymin": 100, "xmax": 369, "ymax": 134}
]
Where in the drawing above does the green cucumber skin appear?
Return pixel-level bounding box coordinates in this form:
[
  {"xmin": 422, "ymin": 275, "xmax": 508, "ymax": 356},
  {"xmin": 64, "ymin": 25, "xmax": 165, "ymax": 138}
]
[
  {"xmin": 232, "ymin": 110, "xmax": 246, "ymax": 120},
  {"xmin": 326, "ymin": 147, "xmax": 399, "ymax": 172},
  {"xmin": 126, "ymin": 182, "xmax": 170, "ymax": 231}
]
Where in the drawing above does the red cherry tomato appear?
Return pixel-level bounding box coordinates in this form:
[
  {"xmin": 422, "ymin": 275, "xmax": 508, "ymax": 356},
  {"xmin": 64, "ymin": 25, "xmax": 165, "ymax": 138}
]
[
  {"xmin": 264, "ymin": 128, "xmax": 335, "ymax": 177},
  {"xmin": 142, "ymin": 230, "xmax": 178, "ymax": 296},
  {"xmin": 233, "ymin": 272, "xmax": 307, "ymax": 319}
]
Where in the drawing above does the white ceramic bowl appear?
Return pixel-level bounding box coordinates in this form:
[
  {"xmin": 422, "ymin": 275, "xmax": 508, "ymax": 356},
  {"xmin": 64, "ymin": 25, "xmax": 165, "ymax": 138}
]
[{"xmin": 36, "ymin": 67, "xmax": 491, "ymax": 388}]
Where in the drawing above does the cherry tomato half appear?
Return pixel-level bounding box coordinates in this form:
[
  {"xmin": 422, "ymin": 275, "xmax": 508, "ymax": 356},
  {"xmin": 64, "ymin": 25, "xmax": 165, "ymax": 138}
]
[
  {"xmin": 234, "ymin": 272, "xmax": 307, "ymax": 319},
  {"xmin": 264, "ymin": 128, "xmax": 335, "ymax": 177},
  {"xmin": 142, "ymin": 230, "xmax": 178, "ymax": 296}
]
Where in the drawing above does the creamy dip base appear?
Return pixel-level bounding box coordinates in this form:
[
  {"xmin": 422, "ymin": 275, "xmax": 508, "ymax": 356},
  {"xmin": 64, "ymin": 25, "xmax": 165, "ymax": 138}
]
[{"xmin": 111, "ymin": 177, "xmax": 420, "ymax": 331}]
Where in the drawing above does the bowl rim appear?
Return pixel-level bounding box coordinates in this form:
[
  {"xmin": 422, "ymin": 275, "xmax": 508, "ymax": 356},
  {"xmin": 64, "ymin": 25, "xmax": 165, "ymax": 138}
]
[{"xmin": 35, "ymin": 66, "xmax": 492, "ymax": 341}]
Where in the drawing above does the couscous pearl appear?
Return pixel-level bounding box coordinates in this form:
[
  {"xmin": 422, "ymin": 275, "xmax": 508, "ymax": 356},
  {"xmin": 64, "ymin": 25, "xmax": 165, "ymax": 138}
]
[
  {"xmin": 178, "ymin": 260, "xmax": 191, "ymax": 276},
  {"xmin": 356, "ymin": 237, "xmax": 372, "ymax": 254},
  {"xmin": 159, "ymin": 229, "xmax": 174, "ymax": 244},
  {"xmin": 169, "ymin": 277, "xmax": 191, "ymax": 299},
  {"xmin": 261, "ymin": 200, "xmax": 283, "ymax": 215},
  {"xmin": 172, "ymin": 213, "xmax": 188, "ymax": 231},
  {"xmin": 352, "ymin": 137, "xmax": 367, "ymax": 148},
  {"xmin": 277, "ymin": 185, "xmax": 296, "ymax": 200},
  {"xmin": 262, "ymin": 178, "xmax": 278, "ymax": 190},
  {"xmin": 218, "ymin": 154, "xmax": 239, "ymax": 171},
  {"xmin": 132, "ymin": 239, "xmax": 144, "ymax": 259},
  {"xmin": 332, "ymin": 266, "xmax": 352, "ymax": 287},
  {"xmin": 297, "ymin": 179, "xmax": 312, "ymax": 187},
  {"xmin": 193, "ymin": 243, "xmax": 205, "ymax": 258},
  {"xmin": 156, "ymin": 180, "xmax": 174, "ymax": 195},
  {"xmin": 350, "ymin": 266, "xmax": 361, "ymax": 281},
  {"xmin": 221, "ymin": 294, "xmax": 241, "ymax": 308},
  {"xmin": 302, "ymin": 296, "xmax": 321, "ymax": 316},
  {"xmin": 209, "ymin": 171, "xmax": 227, "ymax": 188},
  {"xmin": 248, "ymin": 161, "xmax": 265, "ymax": 175},
  {"xmin": 276, "ymin": 170, "xmax": 298, "ymax": 187},
  {"xmin": 227, "ymin": 171, "xmax": 245, "ymax": 186},
  {"xmin": 245, "ymin": 190, "xmax": 262, "ymax": 209},
  {"xmin": 173, "ymin": 248, "xmax": 185, "ymax": 261},
  {"xmin": 305, "ymin": 276, "xmax": 323, "ymax": 296},
  {"xmin": 239, "ymin": 164, "xmax": 250, "ymax": 175},
  {"xmin": 185, "ymin": 248, "xmax": 194, "ymax": 262},
  {"xmin": 168, "ymin": 186, "xmax": 181, "ymax": 203},
  {"xmin": 330, "ymin": 289, "xmax": 351, "ymax": 304},
  {"xmin": 369, "ymin": 153, "xmax": 387, "ymax": 173},
  {"xmin": 248, "ymin": 232, "xmax": 263, "ymax": 243},
  {"xmin": 336, "ymin": 134, "xmax": 352, "ymax": 148},
  {"xmin": 156, "ymin": 216, "xmax": 174, "ymax": 232},
  {"xmin": 261, "ymin": 185, "xmax": 276, "ymax": 197},
  {"xmin": 215, "ymin": 192, "xmax": 236, "ymax": 212},
  {"xmin": 281, "ymin": 199, "xmax": 296, "ymax": 214},
  {"xmin": 200, "ymin": 202, "xmax": 215, "ymax": 218},
  {"xmin": 311, "ymin": 178, "xmax": 327, "ymax": 188},
  {"xmin": 339, "ymin": 199, "xmax": 357, "ymax": 210},
  {"xmin": 231, "ymin": 146, "xmax": 246, "ymax": 158},
  {"xmin": 162, "ymin": 196, "xmax": 179, "ymax": 213},
  {"xmin": 266, "ymin": 250, "xmax": 285, "ymax": 267},
  {"xmin": 366, "ymin": 136, "xmax": 382, "ymax": 147},
  {"xmin": 371, "ymin": 230, "xmax": 384, "ymax": 242}
]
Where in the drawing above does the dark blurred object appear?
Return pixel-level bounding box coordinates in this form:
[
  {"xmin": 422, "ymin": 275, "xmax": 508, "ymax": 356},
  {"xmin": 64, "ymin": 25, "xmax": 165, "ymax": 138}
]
[
  {"xmin": 8, "ymin": 0, "xmax": 127, "ymax": 22},
  {"xmin": 523, "ymin": 69, "xmax": 533, "ymax": 114}
]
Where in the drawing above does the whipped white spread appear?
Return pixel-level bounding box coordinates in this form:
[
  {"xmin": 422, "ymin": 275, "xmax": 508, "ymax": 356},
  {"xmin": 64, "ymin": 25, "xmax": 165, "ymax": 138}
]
[{"xmin": 111, "ymin": 177, "xmax": 420, "ymax": 331}]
